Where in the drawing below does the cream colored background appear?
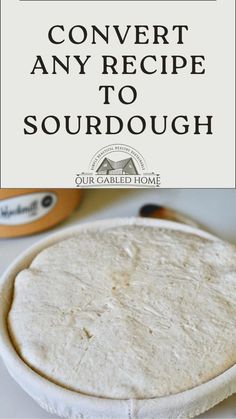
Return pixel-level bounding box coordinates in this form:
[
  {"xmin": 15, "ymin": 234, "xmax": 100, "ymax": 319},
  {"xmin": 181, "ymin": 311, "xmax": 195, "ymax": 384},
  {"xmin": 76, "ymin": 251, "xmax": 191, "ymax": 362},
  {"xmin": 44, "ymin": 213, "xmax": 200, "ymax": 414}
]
[{"xmin": 1, "ymin": 0, "xmax": 235, "ymax": 187}]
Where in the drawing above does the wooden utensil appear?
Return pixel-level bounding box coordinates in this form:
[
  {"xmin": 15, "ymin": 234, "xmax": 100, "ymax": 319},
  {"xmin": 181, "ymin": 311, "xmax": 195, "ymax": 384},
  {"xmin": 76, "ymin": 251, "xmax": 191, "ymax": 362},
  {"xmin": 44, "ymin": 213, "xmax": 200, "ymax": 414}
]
[{"xmin": 140, "ymin": 204, "xmax": 204, "ymax": 230}]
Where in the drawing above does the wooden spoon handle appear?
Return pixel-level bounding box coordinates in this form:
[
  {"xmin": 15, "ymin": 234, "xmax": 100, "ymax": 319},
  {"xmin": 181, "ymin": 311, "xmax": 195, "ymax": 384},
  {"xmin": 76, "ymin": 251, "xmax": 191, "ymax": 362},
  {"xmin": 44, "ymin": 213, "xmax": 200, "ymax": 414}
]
[{"xmin": 140, "ymin": 204, "xmax": 203, "ymax": 230}]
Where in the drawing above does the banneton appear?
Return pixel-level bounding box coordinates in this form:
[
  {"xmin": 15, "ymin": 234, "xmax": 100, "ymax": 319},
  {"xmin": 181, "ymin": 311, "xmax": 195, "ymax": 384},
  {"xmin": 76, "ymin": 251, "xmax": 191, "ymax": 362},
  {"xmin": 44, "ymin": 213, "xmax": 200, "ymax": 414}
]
[{"xmin": 8, "ymin": 222, "xmax": 236, "ymax": 400}]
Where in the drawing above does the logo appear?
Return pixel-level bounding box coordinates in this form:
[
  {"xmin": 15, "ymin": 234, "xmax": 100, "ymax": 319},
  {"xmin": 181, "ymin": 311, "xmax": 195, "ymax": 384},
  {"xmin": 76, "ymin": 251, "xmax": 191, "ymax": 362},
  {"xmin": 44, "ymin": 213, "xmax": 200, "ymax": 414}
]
[
  {"xmin": 41, "ymin": 195, "xmax": 54, "ymax": 208},
  {"xmin": 0, "ymin": 192, "xmax": 57, "ymax": 226},
  {"xmin": 75, "ymin": 144, "xmax": 160, "ymax": 188}
]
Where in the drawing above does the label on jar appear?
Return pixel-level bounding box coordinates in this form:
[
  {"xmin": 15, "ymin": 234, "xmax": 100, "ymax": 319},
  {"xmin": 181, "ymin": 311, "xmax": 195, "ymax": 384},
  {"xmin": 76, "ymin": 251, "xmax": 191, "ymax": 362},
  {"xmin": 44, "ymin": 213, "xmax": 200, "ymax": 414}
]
[{"xmin": 0, "ymin": 192, "xmax": 57, "ymax": 226}]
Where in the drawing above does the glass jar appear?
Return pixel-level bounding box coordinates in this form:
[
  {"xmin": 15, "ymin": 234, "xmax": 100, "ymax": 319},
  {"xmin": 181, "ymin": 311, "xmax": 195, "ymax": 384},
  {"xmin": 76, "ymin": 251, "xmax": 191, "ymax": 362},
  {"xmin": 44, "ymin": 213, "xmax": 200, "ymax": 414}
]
[{"xmin": 0, "ymin": 189, "xmax": 82, "ymax": 238}]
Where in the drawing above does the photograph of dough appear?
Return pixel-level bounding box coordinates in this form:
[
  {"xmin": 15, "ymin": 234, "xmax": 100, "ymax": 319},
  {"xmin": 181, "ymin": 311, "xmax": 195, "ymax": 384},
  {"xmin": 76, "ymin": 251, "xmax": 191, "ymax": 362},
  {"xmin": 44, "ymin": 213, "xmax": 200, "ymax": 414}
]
[{"xmin": 0, "ymin": 189, "xmax": 236, "ymax": 419}]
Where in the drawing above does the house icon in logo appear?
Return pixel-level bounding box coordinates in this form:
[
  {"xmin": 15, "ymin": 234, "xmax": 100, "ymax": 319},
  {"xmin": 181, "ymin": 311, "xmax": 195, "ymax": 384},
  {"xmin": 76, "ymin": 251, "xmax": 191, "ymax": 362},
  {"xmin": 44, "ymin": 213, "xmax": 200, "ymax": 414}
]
[{"xmin": 96, "ymin": 157, "xmax": 138, "ymax": 175}]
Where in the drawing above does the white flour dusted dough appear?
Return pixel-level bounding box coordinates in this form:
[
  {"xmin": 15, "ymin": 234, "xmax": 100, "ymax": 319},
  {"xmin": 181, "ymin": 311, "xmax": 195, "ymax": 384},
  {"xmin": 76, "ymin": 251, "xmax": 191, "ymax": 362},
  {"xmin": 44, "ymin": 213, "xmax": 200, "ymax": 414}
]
[{"xmin": 8, "ymin": 225, "xmax": 236, "ymax": 399}]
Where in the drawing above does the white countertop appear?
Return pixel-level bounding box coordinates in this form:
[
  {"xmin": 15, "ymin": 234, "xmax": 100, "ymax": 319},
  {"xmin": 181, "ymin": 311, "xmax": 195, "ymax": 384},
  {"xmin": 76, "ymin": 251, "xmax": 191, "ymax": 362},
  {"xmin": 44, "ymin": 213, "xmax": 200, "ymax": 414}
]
[{"xmin": 0, "ymin": 189, "xmax": 236, "ymax": 419}]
